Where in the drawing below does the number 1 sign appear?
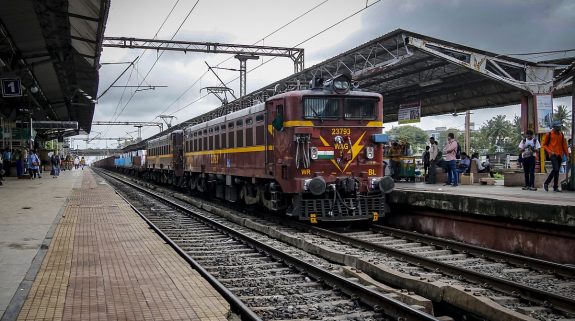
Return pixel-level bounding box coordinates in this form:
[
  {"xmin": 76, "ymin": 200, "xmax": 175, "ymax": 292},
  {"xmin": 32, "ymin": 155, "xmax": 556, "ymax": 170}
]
[{"xmin": 1, "ymin": 78, "xmax": 22, "ymax": 97}]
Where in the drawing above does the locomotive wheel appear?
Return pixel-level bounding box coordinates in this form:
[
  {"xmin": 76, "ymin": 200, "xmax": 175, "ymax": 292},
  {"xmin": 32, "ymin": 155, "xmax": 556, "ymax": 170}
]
[
  {"xmin": 197, "ymin": 177, "xmax": 206, "ymax": 193},
  {"xmin": 241, "ymin": 185, "xmax": 260, "ymax": 205},
  {"xmin": 189, "ymin": 175, "xmax": 198, "ymax": 191}
]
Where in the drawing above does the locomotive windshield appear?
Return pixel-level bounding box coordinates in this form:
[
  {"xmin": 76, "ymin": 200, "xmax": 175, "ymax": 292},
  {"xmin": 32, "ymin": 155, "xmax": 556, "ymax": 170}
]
[
  {"xmin": 303, "ymin": 97, "xmax": 377, "ymax": 120},
  {"xmin": 303, "ymin": 97, "xmax": 339, "ymax": 120},
  {"xmin": 343, "ymin": 97, "xmax": 377, "ymax": 120}
]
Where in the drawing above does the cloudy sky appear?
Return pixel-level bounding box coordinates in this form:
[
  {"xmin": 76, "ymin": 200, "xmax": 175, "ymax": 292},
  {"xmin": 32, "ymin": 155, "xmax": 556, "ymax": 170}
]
[{"xmin": 85, "ymin": 0, "xmax": 575, "ymax": 148}]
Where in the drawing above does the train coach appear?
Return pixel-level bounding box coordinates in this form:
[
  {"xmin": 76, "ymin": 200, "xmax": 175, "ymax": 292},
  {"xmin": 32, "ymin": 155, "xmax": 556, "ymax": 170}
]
[{"xmin": 95, "ymin": 74, "xmax": 394, "ymax": 223}]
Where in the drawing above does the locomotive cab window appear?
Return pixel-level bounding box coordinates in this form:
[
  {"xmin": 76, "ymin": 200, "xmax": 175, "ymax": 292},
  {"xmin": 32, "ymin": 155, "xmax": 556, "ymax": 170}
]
[
  {"xmin": 303, "ymin": 97, "xmax": 340, "ymax": 120},
  {"xmin": 344, "ymin": 98, "xmax": 377, "ymax": 120}
]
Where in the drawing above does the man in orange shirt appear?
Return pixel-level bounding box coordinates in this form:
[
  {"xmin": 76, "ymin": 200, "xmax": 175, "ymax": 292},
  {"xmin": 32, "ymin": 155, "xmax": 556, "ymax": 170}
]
[{"xmin": 543, "ymin": 121, "xmax": 570, "ymax": 192}]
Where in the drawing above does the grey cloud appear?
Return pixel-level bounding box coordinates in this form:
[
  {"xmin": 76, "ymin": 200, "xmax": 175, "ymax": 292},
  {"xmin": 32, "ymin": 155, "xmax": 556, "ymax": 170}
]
[{"xmin": 311, "ymin": 0, "xmax": 575, "ymax": 62}]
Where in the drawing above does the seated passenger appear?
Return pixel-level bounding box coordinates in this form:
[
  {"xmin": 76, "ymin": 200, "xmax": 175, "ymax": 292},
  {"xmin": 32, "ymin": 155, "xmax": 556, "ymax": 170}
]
[
  {"xmin": 472, "ymin": 153, "xmax": 494, "ymax": 177},
  {"xmin": 457, "ymin": 152, "xmax": 470, "ymax": 174}
]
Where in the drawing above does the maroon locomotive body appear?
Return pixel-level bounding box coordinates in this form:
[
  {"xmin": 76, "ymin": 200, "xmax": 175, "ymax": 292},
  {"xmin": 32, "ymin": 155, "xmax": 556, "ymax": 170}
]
[
  {"xmin": 181, "ymin": 75, "xmax": 393, "ymax": 222},
  {"xmin": 95, "ymin": 75, "xmax": 393, "ymax": 222}
]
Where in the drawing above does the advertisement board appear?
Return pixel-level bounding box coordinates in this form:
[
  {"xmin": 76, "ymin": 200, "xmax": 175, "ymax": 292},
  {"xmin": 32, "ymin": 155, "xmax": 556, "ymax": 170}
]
[
  {"xmin": 398, "ymin": 101, "xmax": 421, "ymax": 124},
  {"xmin": 536, "ymin": 94, "xmax": 553, "ymax": 133}
]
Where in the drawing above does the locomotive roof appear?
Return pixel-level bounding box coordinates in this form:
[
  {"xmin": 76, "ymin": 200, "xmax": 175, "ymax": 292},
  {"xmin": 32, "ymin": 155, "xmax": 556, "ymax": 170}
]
[{"xmin": 268, "ymin": 88, "xmax": 382, "ymax": 100}]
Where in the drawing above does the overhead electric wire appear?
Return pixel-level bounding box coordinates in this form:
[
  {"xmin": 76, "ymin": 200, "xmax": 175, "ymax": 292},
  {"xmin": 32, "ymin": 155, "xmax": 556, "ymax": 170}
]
[
  {"xmin": 108, "ymin": 0, "xmax": 200, "ymax": 132},
  {"xmin": 168, "ymin": 0, "xmax": 382, "ymax": 116},
  {"xmin": 98, "ymin": 56, "xmax": 138, "ymax": 100},
  {"xmin": 100, "ymin": 0, "xmax": 186, "ymax": 137},
  {"xmin": 153, "ymin": 0, "xmax": 331, "ymax": 119}
]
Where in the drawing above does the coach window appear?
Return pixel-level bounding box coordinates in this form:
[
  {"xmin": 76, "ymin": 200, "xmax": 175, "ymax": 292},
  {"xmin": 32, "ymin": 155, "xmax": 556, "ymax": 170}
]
[
  {"xmin": 228, "ymin": 122, "xmax": 234, "ymax": 148},
  {"xmin": 198, "ymin": 131, "xmax": 203, "ymax": 151},
  {"xmin": 343, "ymin": 97, "xmax": 377, "ymax": 120},
  {"xmin": 203, "ymin": 129, "xmax": 208, "ymax": 151},
  {"xmin": 303, "ymin": 97, "xmax": 340, "ymax": 120},
  {"xmin": 220, "ymin": 125, "xmax": 226, "ymax": 149},
  {"xmin": 246, "ymin": 117, "xmax": 253, "ymax": 146},
  {"xmin": 236, "ymin": 119, "xmax": 244, "ymax": 147},
  {"xmin": 209, "ymin": 128, "xmax": 214, "ymax": 150}
]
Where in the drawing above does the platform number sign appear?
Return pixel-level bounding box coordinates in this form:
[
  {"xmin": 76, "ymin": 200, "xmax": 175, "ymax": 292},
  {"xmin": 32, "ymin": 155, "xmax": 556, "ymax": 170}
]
[{"xmin": 1, "ymin": 78, "xmax": 22, "ymax": 97}]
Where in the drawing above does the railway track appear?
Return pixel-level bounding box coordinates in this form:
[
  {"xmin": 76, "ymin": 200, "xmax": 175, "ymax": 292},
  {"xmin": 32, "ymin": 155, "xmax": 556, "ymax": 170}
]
[
  {"xmin": 97, "ymin": 169, "xmax": 575, "ymax": 321},
  {"xmin": 96, "ymin": 169, "xmax": 439, "ymax": 321}
]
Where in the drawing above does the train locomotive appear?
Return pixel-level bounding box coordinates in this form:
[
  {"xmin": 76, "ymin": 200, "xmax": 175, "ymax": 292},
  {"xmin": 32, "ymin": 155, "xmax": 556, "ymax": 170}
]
[{"xmin": 95, "ymin": 74, "xmax": 394, "ymax": 222}]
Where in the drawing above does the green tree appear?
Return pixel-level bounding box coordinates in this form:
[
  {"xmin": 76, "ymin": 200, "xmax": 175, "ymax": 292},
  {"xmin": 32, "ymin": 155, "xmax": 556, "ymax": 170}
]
[
  {"xmin": 553, "ymin": 105, "xmax": 571, "ymax": 133},
  {"xmin": 387, "ymin": 125, "xmax": 429, "ymax": 153},
  {"xmin": 481, "ymin": 115, "xmax": 513, "ymax": 153}
]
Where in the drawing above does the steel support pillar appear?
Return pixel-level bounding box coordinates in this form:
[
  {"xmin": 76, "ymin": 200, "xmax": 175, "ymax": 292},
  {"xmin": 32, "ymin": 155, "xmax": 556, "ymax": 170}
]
[{"xmin": 235, "ymin": 55, "xmax": 258, "ymax": 98}]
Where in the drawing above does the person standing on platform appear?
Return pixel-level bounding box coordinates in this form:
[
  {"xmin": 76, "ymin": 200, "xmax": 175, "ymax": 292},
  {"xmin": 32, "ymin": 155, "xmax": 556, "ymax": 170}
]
[
  {"xmin": 422, "ymin": 145, "xmax": 430, "ymax": 177},
  {"xmin": 2, "ymin": 148, "xmax": 11, "ymax": 177},
  {"xmin": 519, "ymin": 129, "xmax": 540, "ymax": 191},
  {"xmin": 443, "ymin": 132, "xmax": 458, "ymax": 186},
  {"xmin": 543, "ymin": 121, "xmax": 569, "ymax": 192},
  {"xmin": 50, "ymin": 153, "xmax": 61, "ymax": 178},
  {"xmin": 427, "ymin": 137, "xmax": 439, "ymax": 184},
  {"xmin": 14, "ymin": 149, "xmax": 23, "ymax": 177},
  {"xmin": 80, "ymin": 156, "xmax": 86, "ymax": 170},
  {"xmin": 74, "ymin": 156, "xmax": 80, "ymax": 170},
  {"xmin": 0, "ymin": 152, "xmax": 4, "ymax": 186},
  {"xmin": 28, "ymin": 150, "xmax": 40, "ymax": 179}
]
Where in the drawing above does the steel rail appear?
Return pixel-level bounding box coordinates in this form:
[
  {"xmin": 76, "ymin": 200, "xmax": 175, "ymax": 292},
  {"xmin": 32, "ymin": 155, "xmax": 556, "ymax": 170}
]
[
  {"xmin": 300, "ymin": 223, "xmax": 575, "ymax": 315},
  {"xmin": 371, "ymin": 224, "xmax": 575, "ymax": 278},
  {"xmin": 97, "ymin": 170, "xmax": 262, "ymax": 321},
  {"xmin": 98, "ymin": 169, "xmax": 439, "ymax": 321}
]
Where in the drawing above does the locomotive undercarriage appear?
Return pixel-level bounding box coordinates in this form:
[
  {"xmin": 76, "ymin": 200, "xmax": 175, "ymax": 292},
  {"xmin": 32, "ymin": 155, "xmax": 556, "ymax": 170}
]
[
  {"xmin": 113, "ymin": 167, "xmax": 388, "ymax": 223},
  {"xmin": 287, "ymin": 192, "xmax": 388, "ymax": 222}
]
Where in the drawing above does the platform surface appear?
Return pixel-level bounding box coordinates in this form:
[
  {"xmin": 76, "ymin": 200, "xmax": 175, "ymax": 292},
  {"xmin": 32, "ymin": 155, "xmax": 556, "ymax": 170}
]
[
  {"xmin": 394, "ymin": 180, "xmax": 575, "ymax": 207},
  {"xmin": 1, "ymin": 169, "xmax": 230, "ymax": 321}
]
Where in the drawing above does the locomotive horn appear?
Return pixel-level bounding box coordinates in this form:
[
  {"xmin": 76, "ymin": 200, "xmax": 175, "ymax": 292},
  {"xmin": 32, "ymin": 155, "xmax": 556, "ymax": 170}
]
[
  {"xmin": 308, "ymin": 176, "xmax": 327, "ymax": 196},
  {"xmin": 378, "ymin": 176, "xmax": 395, "ymax": 194}
]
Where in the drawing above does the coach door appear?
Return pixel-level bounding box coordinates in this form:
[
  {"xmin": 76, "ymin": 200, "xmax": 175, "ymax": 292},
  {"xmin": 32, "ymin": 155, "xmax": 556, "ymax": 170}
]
[
  {"xmin": 265, "ymin": 101, "xmax": 283, "ymax": 176},
  {"xmin": 172, "ymin": 132, "xmax": 184, "ymax": 177}
]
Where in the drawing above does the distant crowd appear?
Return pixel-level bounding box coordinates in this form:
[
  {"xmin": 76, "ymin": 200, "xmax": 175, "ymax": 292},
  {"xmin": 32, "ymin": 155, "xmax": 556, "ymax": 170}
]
[{"xmin": 0, "ymin": 148, "xmax": 86, "ymax": 187}]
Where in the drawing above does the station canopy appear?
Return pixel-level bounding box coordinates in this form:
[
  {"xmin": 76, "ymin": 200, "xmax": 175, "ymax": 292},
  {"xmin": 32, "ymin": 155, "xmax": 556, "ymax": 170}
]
[
  {"xmin": 0, "ymin": 0, "xmax": 110, "ymax": 138},
  {"xmin": 177, "ymin": 29, "xmax": 574, "ymax": 129}
]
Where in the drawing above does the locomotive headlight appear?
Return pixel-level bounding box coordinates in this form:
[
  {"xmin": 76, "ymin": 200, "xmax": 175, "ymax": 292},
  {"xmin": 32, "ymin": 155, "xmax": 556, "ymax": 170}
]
[
  {"xmin": 327, "ymin": 74, "xmax": 352, "ymax": 94},
  {"xmin": 333, "ymin": 79, "xmax": 349, "ymax": 92},
  {"xmin": 310, "ymin": 147, "xmax": 318, "ymax": 160},
  {"xmin": 365, "ymin": 146, "xmax": 375, "ymax": 159}
]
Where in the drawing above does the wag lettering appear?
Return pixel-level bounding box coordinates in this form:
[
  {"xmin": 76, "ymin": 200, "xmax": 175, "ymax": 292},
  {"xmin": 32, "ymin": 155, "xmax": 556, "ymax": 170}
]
[{"xmin": 334, "ymin": 143, "xmax": 350, "ymax": 150}]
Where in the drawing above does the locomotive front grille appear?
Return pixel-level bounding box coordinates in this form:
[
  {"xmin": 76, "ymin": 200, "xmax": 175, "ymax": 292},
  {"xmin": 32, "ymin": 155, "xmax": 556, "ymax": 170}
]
[{"xmin": 294, "ymin": 195, "xmax": 387, "ymax": 222}]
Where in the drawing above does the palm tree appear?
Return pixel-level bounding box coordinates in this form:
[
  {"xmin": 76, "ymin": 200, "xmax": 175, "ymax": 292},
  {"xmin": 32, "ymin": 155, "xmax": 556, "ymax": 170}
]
[
  {"xmin": 482, "ymin": 115, "xmax": 512, "ymax": 148},
  {"xmin": 554, "ymin": 105, "xmax": 571, "ymax": 133}
]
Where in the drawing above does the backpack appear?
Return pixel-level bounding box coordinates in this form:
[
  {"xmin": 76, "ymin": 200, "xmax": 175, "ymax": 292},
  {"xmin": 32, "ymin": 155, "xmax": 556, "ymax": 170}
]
[
  {"xmin": 435, "ymin": 150, "xmax": 443, "ymax": 161},
  {"xmin": 422, "ymin": 151, "xmax": 430, "ymax": 164},
  {"xmin": 455, "ymin": 142, "xmax": 461, "ymax": 159}
]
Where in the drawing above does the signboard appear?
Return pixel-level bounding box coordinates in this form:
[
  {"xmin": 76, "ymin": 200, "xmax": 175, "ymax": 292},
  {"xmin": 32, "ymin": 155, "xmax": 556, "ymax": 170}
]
[
  {"xmin": 398, "ymin": 101, "xmax": 421, "ymax": 124},
  {"xmin": 1, "ymin": 78, "xmax": 22, "ymax": 97},
  {"xmin": 535, "ymin": 94, "xmax": 553, "ymax": 133}
]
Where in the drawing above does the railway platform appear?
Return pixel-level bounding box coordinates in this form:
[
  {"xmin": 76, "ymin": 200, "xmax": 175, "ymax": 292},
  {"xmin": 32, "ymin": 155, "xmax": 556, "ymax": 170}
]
[
  {"xmin": 389, "ymin": 181, "xmax": 575, "ymax": 264},
  {"xmin": 391, "ymin": 180, "xmax": 575, "ymax": 226},
  {"xmin": 0, "ymin": 169, "xmax": 230, "ymax": 321}
]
